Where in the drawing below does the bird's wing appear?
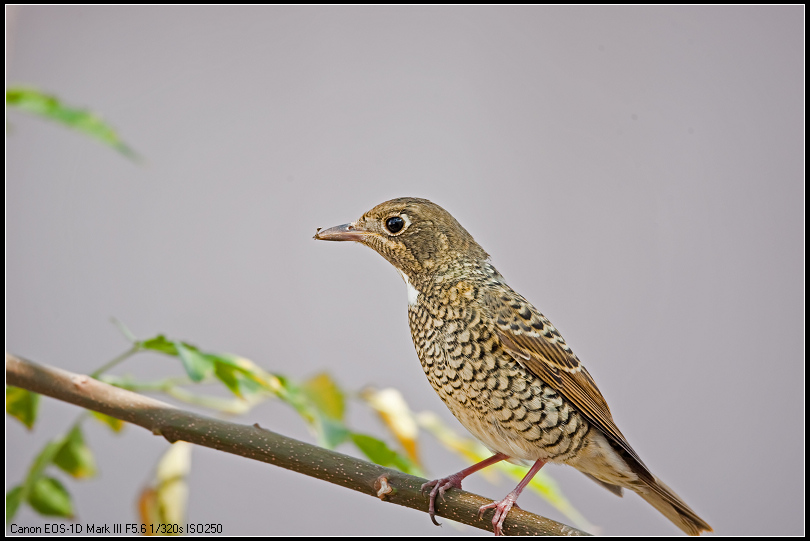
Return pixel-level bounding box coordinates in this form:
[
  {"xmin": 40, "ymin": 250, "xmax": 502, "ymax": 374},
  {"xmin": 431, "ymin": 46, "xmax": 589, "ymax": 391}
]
[{"xmin": 482, "ymin": 287, "xmax": 650, "ymax": 474}]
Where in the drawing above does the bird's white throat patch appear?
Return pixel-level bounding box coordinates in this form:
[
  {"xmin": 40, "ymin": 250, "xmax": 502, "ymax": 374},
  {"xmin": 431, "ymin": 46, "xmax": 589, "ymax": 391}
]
[{"xmin": 396, "ymin": 269, "xmax": 420, "ymax": 307}]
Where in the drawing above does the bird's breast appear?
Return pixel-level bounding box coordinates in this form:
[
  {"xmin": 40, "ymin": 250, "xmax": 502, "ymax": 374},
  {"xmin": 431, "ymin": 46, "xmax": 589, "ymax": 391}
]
[{"xmin": 406, "ymin": 282, "xmax": 591, "ymax": 463}]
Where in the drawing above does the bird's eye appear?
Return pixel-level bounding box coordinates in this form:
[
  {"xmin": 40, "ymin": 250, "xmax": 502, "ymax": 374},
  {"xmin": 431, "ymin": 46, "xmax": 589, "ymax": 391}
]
[{"xmin": 385, "ymin": 216, "xmax": 405, "ymax": 234}]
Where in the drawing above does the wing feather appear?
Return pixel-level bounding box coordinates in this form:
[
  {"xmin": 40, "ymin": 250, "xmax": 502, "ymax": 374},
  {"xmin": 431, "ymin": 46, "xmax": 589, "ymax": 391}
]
[{"xmin": 482, "ymin": 286, "xmax": 651, "ymax": 476}]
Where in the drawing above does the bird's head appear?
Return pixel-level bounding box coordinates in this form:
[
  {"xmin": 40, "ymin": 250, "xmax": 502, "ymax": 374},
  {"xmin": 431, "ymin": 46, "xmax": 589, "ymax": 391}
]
[{"xmin": 314, "ymin": 197, "xmax": 488, "ymax": 279}]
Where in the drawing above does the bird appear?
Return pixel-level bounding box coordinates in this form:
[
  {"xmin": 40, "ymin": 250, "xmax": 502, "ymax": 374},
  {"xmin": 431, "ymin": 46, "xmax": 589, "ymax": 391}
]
[{"xmin": 313, "ymin": 197, "xmax": 712, "ymax": 536}]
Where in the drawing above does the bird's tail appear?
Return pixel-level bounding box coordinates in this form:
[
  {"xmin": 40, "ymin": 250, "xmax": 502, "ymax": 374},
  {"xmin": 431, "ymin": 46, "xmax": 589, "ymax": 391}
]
[{"xmin": 634, "ymin": 475, "xmax": 712, "ymax": 536}]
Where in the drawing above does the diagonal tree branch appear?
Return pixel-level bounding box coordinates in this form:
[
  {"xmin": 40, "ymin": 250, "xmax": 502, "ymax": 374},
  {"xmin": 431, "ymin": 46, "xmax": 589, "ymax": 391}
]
[{"xmin": 5, "ymin": 353, "xmax": 589, "ymax": 536}]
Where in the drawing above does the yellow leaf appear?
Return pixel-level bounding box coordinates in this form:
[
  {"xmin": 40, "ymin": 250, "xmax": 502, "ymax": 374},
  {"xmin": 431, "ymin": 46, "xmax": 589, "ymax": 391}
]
[{"xmin": 361, "ymin": 388, "xmax": 421, "ymax": 465}]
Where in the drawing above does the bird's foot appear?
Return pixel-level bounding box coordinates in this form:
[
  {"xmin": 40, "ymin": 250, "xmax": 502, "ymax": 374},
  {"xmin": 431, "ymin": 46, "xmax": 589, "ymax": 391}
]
[
  {"xmin": 420, "ymin": 474, "xmax": 464, "ymax": 526},
  {"xmin": 478, "ymin": 493, "xmax": 520, "ymax": 536}
]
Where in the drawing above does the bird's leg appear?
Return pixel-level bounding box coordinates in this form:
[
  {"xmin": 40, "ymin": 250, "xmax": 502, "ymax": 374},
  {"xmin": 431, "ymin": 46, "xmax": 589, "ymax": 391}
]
[
  {"xmin": 478, "ymin": 458, "xmax": 546, "ymax": 536},
  {"xmin": 421, "ymin": 453, "xmax": 509, "ymax": 526}
]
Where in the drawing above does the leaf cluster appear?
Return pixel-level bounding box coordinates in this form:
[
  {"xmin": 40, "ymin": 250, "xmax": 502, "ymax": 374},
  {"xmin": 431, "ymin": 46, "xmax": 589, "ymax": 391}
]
[{"xmin": 6, "ymin": 86, "xmax": 589, "ymax": 533}]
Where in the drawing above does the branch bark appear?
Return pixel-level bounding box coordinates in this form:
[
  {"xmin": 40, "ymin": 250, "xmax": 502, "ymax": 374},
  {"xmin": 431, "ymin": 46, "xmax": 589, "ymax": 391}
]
[{"xmin": 6, "ymin": 353, "xmax": 589, "ymax": 536}]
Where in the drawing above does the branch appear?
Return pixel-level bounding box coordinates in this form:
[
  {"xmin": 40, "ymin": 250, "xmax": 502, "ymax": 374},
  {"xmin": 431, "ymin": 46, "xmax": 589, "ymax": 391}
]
[{"xmin": 5, "ymin": 353, "xmax": 589, "ymax": 536}]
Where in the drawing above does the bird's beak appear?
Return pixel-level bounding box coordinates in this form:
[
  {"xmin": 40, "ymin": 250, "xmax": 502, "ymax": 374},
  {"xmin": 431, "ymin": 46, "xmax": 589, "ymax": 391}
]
[{"xmin": 313, "ymin": 222, "xmax": 370, "ymax": 242}]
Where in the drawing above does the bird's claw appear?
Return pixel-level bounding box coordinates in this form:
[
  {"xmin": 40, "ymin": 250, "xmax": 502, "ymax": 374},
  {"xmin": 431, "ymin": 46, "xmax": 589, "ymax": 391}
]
[
  {"xmin": 478, "ymin": 495, "xmax": 520, "ymax": 536},
  {"xmin": 421, "ymin": 475, "xmax": 464, "ymax": 527}
]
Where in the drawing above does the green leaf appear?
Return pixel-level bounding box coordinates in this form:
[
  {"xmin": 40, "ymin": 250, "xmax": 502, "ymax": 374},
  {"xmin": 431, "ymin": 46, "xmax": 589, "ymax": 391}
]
[
  {"xmin": 206, "ymin": 353, "xmax": 276, "ymax": 394},
  {"xmin": 315, "ymin": 417, "xmax": 350, "ymax": 449},
  {"xmin": 27, "ymin": 477, "xmax": 73, "ymax": 518},
  {"xmin": 6, "ymin": 485, "xmax": 24, "ymax": 525},
  {"xmin": 213, "ymin": 362, "xmax": 242, "ymax": 396},
  {"xmin": 349, "ymin": 433, "xmax": 422, "ymax": 476},
  {"xmin": 53, "ymin": 426, "xmax": 97, "ymax": 479},
  {"xmin": 209, "ymin": 354, "xmax": 263, "ymax": 397},
  {"xmin": 141, "ymin": 336, "xmax": 259, "ymax": 388},
  {"xmin": 269, "ymin": 375, "xmax": 348, "ymax": 447},
  {"xmin": 139, "ymin": 335, "xmax": 179, "ymax": 356},
  {"xmin": 91, "ymin": 411, "xmax": 125, "ymax": 433},
  {"xmin": 301, "ymin": 373, "xmax": 345, "ymax": 421},
  {"xmin": 174, "ymin": 342, "xmax": 213, "ymax": 382},
  {"xmin": 272, "ymin": 375, "xmax": 315, "ymax": 423},
  {"xmin": 138, "ymin": 334, "xmax": 277, "ymax": 398},
  {"xmin": 26, "ymin": 440, "xmax": 63, "ymax": 490},
  {"xmin": 6, "ymin": 386, "xmax": 40, "ymax": 430},
  {"xmin": 6, "ymin": 86, "xmax": 139, "ymax": 160},
  {"xmin": 10, "ymin": 437, "xmax": 76, "ymax": 520},
  {"xmin": 141, "ymin": 335, "xmax": 213, "ymax": 381}
]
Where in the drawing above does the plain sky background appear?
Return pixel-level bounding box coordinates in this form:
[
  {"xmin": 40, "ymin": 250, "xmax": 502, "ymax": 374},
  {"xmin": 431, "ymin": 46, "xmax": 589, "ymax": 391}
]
[{"xmin": 6, "ymin": 6, "xmax": 803, "ymax": 536}]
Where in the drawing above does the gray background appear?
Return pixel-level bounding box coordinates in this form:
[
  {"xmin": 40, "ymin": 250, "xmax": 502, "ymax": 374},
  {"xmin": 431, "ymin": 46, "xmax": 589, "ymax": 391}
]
[{"xmin": 6, "ymin": 6, "xmax": 803, "ymax": 536}]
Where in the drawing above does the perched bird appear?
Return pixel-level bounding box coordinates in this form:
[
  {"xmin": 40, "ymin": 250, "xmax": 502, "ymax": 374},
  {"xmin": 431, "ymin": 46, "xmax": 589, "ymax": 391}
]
[{"xmin": 314, "ymin": 197, "xmax": 711, "ymax": 536}]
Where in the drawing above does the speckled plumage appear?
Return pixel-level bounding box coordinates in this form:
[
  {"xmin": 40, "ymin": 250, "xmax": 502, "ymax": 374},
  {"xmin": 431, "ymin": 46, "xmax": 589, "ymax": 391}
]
[
  {"xmin": 406, "ymin": 257, "xmax": 592, "ymax": 466},
  {"xmin": 315, "ymin": 197, "xmax": 711, "ymax": 536}
]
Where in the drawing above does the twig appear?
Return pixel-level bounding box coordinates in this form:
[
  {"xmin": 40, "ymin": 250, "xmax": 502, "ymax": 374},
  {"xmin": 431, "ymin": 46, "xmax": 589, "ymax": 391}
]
[{"xmin": 5, "ymin": 353, "xmax": 589, "ymax": 536}]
